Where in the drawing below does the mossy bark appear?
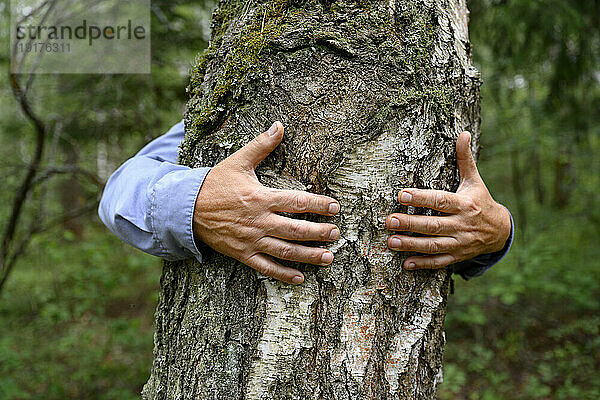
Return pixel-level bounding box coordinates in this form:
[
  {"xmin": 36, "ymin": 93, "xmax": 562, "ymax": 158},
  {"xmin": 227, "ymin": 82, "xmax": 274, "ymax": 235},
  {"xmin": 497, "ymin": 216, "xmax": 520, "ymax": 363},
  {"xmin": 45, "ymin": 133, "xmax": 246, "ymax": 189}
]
[{"xmin": 143, "ymin": 0, "xmax": 480, "ymax": 399}]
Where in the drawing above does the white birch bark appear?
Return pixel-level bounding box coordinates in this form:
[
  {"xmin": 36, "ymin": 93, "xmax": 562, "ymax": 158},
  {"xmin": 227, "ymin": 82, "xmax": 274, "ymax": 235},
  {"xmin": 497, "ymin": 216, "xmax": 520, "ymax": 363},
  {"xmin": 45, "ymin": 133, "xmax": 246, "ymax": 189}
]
[{"xmin": 143, "ymin": 0, "xmax": 480, "ymax": 398}]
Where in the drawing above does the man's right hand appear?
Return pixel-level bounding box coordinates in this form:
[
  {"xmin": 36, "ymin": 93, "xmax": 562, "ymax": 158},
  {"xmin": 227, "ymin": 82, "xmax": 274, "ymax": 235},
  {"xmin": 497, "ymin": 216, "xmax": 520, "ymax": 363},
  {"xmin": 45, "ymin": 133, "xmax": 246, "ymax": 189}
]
[{"xmin": 192, "ymin": 121, "xmax": 341, "ymax": 285}]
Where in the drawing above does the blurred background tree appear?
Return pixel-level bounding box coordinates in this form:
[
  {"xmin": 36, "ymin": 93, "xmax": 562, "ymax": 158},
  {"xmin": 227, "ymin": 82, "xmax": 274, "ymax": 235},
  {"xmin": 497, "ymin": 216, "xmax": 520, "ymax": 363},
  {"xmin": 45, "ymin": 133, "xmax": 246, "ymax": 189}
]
[
  {"xmin": 0, "ymin": 0, "xmax": 598, "ymax": 398},
  {"xmin": 0, "ymin": 1, "xmax": 214, "ymax": 397},
  {"xmin": 442, "ymin": 0, "xmax": 600, "ymax": 399}
]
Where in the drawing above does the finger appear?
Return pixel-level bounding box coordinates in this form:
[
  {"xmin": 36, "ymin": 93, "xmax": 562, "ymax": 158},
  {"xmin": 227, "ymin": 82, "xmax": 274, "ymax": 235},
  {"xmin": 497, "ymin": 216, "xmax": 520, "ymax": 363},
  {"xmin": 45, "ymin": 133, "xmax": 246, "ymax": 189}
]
[
  {"xmin": 231, "ymin": 121, "xmax": 283, "ymax": 170},
  {"xmin": 403, "ymin": 254, "xmax": 456, "ymax": 270},
  {"xmin": 269, "ymin": 214, "xmax": 340, "ymax": 242},
  {"xmin": 245, "ymin": 253, "xmax": 305, "ymax": 285},
  {"xmin": 387, "ymin": 235, "xmax": 459, "ymax": 254},
  {"xmin": 269, "ymin": 189, "xmax": 340, "ymax": 216},
  {"xmin": 456, "ymin": 131, "xmax": 481, "ymax": 183},
  {"xmin": 258, "ymin": 237, "xmax": 334, "ymax": 266},
  {"xmin": 386, "ymin": 213, "xmax": 455, "ymax": 235},
  {"xmin": 398, "ymin": 188, "xmax": 463, "ymax": 213}
]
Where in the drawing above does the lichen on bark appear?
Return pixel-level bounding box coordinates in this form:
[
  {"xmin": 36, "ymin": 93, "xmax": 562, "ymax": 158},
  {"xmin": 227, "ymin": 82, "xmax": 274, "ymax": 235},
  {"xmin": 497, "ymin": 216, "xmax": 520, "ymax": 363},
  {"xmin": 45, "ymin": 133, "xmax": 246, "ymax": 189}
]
[{"xmin": 144, "ymin": 0, "xmax": 481, "ymax": 399}]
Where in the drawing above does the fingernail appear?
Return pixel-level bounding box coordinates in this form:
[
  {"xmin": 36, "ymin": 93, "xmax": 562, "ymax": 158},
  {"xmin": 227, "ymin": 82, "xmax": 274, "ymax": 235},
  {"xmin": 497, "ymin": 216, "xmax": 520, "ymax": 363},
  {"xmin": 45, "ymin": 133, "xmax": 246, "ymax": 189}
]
[
  {"xmin": 390, "ymin": 238, "xmax": 401, "ymax": 248},
  {"xmin": 292, "ymin": 275, "xmax": 304, "ymax": 285},
  {"xmin": 328, "ymin": 202, "xmax": 340, "ymax": 215},
  {"xmin": 268, "ymin": 122, "xmax": 279, "ymax": 136},
  {"xmin": 321, "ymin": 252, "xmax": 334, "ymax": 264},
  {"xmin": 329, "ymin": 228, "xmax": 340, "ymax": 240},
  {"xmin": 400, "ymin": 191, "xmax": 412, "ymax": 203},
  {"xmin": 389, "ymin": 217, "xmax": 400, "ymax": 229},
  {"xmin": 405, "ymin": 262, "xmax": 416, "ymax": 269}
]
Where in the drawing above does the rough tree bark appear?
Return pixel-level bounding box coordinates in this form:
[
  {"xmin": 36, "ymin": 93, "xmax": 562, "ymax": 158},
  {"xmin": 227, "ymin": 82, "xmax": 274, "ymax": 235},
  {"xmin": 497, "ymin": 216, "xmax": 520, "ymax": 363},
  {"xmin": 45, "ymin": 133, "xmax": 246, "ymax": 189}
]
[{"xmin": 143, "ymin": 0, "xmax": 480, "ymax": 398}]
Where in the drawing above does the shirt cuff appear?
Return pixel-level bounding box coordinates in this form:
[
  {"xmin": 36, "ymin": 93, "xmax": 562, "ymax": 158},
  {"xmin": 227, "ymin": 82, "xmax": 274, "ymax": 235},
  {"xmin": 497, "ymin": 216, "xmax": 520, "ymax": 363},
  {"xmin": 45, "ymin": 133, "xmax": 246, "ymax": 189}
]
[
  {"xmin": 452, "ymin": 205, "xmax": 515, "ymax": 280},
  {"xmin": 149, "ymin": 167, "xmax": 212, "ymax": 263}
]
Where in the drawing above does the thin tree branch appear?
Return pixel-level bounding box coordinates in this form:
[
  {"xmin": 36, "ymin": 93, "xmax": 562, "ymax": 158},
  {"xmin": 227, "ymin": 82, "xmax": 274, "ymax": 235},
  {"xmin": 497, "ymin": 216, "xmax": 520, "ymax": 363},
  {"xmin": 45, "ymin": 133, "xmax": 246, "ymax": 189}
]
[
  {"xmin": 1, "ymin": 73, "xmax": 48, "ymax": 290},
  {"xmin": 32, "ymin": 165, "xmax": 104, "ymax": 188}
]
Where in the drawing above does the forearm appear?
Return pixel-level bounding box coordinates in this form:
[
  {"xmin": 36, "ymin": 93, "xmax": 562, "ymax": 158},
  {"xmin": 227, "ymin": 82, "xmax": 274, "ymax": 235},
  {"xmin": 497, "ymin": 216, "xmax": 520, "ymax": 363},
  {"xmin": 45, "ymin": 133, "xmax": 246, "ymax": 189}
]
[{"xmin": 98, "ymin": 121, "xmax": 211, "ymax": 262}]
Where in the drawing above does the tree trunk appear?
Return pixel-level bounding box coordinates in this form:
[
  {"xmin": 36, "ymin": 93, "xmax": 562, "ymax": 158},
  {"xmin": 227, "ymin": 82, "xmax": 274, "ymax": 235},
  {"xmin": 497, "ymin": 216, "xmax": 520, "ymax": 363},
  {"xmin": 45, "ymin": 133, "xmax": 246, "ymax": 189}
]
[
  {"xmin": 59, "ymin": 141, "xmax": 85, "ymax": 238},
  {"xmin": 143, "ymin": 1, "xmax": 480, "ymax": 399}
]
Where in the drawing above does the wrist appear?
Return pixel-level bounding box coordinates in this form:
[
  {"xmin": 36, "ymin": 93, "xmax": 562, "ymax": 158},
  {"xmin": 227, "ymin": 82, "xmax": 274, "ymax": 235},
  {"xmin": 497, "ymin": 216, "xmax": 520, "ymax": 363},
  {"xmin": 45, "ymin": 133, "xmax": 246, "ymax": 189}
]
[
  {"xmin": 494, "ymin": 203, "xmax": 512, "ymax": 253},
  {"xmin": 192, "ymin": 167, "xmax": 216, "ymax": 248}
]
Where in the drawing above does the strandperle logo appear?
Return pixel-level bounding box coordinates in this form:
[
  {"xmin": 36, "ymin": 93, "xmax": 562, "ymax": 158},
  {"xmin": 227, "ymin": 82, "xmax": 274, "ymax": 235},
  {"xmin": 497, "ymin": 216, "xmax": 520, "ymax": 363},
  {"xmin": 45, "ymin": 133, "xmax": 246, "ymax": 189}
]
[
  {"xmin": 11, "ymin": 0, "xmax": 150, "ymax": 74},
  {"xmin": 15, "ymin": 19, "xmax": 147, "ymax": 46}
]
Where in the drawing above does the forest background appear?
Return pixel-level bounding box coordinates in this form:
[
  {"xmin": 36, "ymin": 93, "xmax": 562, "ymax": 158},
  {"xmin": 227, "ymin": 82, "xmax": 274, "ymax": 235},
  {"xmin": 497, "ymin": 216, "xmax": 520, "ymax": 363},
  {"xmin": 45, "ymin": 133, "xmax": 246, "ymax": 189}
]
[{"xmin": 0, "ymin": 0, "xmax": 598, "ymax": 398}]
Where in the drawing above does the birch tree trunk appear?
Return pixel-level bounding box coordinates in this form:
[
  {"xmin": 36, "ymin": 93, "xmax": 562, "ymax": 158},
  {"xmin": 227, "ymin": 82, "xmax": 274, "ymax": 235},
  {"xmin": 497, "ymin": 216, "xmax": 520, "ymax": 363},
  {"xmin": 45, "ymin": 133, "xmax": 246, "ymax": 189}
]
[{"xmin": 143, "ymin": 0, "xmax": 480, "ymax": 398}]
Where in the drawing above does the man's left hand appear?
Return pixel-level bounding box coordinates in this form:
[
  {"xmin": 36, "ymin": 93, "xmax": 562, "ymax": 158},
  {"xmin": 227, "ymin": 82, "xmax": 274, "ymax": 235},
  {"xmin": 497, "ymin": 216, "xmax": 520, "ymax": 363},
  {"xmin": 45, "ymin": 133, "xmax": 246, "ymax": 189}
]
[{"xmin": 386, "ymin": 131, "xmax": 512, "ymax": 270}]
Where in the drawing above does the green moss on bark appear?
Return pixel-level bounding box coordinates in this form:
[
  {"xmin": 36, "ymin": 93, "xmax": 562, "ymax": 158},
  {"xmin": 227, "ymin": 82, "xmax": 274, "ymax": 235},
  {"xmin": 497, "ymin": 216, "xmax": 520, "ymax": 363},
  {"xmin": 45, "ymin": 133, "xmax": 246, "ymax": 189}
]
[
  {"xmin": 181, "ymin": 0, "xmax": 456, "ymax": 167},
  {"xmin": 180, "ymin": 1, "xmax": 290, "ymax": 165}
]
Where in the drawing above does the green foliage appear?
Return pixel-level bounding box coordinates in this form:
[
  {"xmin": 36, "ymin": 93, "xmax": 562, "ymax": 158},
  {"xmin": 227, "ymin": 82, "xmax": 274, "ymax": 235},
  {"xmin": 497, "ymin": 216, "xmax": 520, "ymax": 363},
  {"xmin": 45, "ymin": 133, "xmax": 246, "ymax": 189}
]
[
  {"xmin": 439, "ymin": 216, "xmax": 600, "ymax": 399},
  {"xmin": 0, "ymin": 225, "xmax": 160, "ymax": 400}
]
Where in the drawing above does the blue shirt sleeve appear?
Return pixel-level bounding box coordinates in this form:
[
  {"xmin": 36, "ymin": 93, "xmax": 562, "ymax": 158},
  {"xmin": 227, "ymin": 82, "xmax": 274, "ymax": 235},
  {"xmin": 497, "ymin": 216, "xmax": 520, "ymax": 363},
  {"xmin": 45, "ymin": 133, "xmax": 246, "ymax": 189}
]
[
  {"xmin": 452, "ymin": 206, "xmax": 515, "ymax": 280},
  {"xmin": 98, "ymin": 120, "xmax": 211, "ymax": 263}
]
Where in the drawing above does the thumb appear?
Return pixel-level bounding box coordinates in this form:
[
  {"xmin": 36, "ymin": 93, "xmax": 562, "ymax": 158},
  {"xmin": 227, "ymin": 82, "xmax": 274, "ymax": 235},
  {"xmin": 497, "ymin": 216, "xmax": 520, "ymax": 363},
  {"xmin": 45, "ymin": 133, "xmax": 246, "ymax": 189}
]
[
  {"xmin": 456, "ymin": 131, "xmax": 480, "ymax": 183},
  {"xmin": 233, "ymin": 121, "xmax": 283, "ymax": 170}
]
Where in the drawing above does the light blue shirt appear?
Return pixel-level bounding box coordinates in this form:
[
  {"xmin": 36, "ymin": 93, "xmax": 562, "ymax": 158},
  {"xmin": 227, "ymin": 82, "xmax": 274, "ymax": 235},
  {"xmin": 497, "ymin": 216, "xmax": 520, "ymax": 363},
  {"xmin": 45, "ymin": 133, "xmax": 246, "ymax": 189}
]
[{"xmin": 98, "ymin": 121, "xmax": 514, "ymax": 280}]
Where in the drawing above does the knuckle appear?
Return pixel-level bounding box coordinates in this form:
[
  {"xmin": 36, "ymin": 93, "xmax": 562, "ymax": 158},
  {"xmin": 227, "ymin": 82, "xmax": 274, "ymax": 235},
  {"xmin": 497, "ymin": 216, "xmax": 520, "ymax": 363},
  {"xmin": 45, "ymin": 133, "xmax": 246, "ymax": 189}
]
[
  {"xmin": 405, "ymin": 238, "xmax": 417, "ymax": 250},
  {"xmin": 294, "ymin": 193, "xmax": 310, "ymax": 211},
  {"xmin": 428, "ymin": 219, "xmax": 443, "ymax": 234},
  {"xmin": 428, "ymin": 240, "xmax": 441, "ymax": 253},
  {"xmin": 462, "ymin": 197, "xmax": 473, "ymax": 209},
  {"xmin": 262, "ymin": 188, "xmax": 277, "ymax": 205},
  {"xmin": 474, "ymin": 233, "xmax": 488, "ymax": 248},
  {"xmin": 253, "ymin": 236, "xmax": 266, "ymax": 250},
  {"xmin": 403, "ymin": 216, "xmax": 413, "ymax": 231},
  {"xmin": 278, "ymin": 245, "xmax": 294, "ymax": 260},
  {"xmin": 258, "ymin": 263, "xmax": 273, "ymax": 278},
  {"xmin": 269, "ymin": 267, "xmax": 286, "ymax": 282},
  {"xmin": 435, "ymin": 194, "xmax": 448, "ymax": 209},
  {"xmin": 429, "ymin": 258, "xmax": 441, "ymax": 268},
  {"xmin": 291, "ymin": 222, "xmax": 308, "ymax": 240},
  {"xmin": 430, "ymin": 192, "xmax": 439, "ymax": 207},
  {"xmin": 462, "ymin": 231, "xmax": 476, "ymax": 246}
]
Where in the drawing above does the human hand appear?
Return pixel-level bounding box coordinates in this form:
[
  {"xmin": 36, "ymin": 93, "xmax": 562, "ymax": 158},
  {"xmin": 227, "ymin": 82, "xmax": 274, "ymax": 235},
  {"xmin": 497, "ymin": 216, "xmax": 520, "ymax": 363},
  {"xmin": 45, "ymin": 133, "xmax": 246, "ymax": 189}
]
[
  {"xmin": 193, "ymin": 122, "xmax": 341, "ymax": 285},
  {"xmin": 386, "ymin": 131, "xmax": 511, "ymax": 270}
]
